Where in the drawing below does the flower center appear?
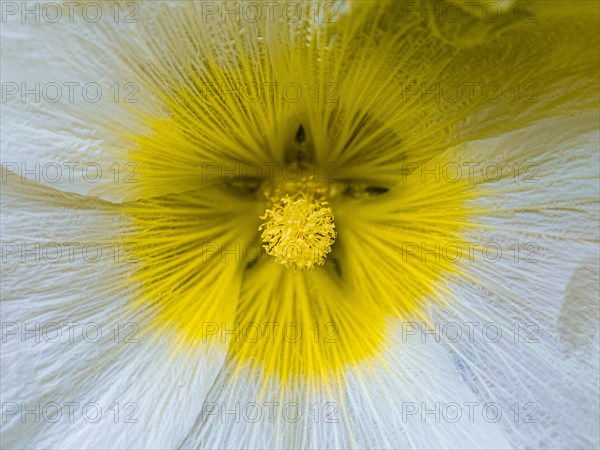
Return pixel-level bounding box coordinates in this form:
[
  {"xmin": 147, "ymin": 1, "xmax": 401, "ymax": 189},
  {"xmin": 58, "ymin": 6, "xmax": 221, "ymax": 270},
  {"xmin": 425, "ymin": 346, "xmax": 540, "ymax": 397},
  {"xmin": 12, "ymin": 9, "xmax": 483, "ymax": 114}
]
[{"xmin": 259, "ymin": 178, "xmax": 336, "ymax": 271}]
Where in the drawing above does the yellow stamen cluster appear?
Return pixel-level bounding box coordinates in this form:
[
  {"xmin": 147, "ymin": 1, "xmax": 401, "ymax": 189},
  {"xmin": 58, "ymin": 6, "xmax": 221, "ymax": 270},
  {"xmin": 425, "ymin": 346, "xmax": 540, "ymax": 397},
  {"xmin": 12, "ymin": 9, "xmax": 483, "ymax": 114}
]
[{"xmin": 259, "ymin": 193, "xmax": 336, "ymax": 271}]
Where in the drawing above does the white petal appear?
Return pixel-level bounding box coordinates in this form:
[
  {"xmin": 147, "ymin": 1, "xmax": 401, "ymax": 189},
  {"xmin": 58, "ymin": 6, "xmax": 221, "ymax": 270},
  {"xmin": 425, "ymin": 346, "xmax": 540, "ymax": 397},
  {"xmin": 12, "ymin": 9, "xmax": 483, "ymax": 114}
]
[
  {"xmin": 0, "ymin": 178, "xmax": 227, "ymax": 449},
  {"xmin": 1, "ymin": 3, "xmax": 162, "ymax": 202},
  {"xmin": 430, "ymin": 113, "xmax": 600, "ymax": 448},
  {"xmin": 180, "ymin": 329, "xmax": 512, "ymax": 449}
]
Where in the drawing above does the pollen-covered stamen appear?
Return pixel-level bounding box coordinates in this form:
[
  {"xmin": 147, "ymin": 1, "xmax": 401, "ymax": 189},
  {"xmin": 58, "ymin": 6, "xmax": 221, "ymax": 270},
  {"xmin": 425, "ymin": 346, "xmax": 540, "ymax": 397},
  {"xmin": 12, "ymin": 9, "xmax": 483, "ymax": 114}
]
[{"xmin": 259, "ymin": 191, "xmax": 336, "ymax": 271}]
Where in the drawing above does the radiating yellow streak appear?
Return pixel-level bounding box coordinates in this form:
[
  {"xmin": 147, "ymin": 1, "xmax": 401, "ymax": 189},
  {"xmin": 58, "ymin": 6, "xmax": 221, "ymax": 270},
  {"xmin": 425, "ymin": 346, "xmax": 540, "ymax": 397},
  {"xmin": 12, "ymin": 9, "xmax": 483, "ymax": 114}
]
[{"xmin": 118, "ymin": 0, "xmax": 599, "ymax": 387}]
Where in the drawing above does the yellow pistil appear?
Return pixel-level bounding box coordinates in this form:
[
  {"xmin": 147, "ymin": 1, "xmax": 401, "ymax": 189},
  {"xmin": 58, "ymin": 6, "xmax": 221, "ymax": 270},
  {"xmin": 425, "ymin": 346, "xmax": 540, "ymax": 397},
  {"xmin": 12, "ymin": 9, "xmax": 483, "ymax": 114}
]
[{"xmin": 259, "ymin": 192, "xmax": 336, "ymax": 271}]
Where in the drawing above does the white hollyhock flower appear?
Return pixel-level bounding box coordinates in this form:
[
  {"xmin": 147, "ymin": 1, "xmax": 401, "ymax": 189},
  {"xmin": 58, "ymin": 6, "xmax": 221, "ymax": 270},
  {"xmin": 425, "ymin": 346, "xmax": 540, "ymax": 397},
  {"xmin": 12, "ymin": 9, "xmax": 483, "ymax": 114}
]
[{"xmin": 1, "ymin": 1, "xmax": 599, "ymax": 449}]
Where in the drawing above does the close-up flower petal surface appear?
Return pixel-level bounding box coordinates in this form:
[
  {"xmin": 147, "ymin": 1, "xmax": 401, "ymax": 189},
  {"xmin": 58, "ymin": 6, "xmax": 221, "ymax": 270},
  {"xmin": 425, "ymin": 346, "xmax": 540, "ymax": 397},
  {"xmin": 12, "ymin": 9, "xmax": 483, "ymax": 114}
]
[{"xmin": 1, "ymin": 1, "xmax": 599, "ymax": 449}]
